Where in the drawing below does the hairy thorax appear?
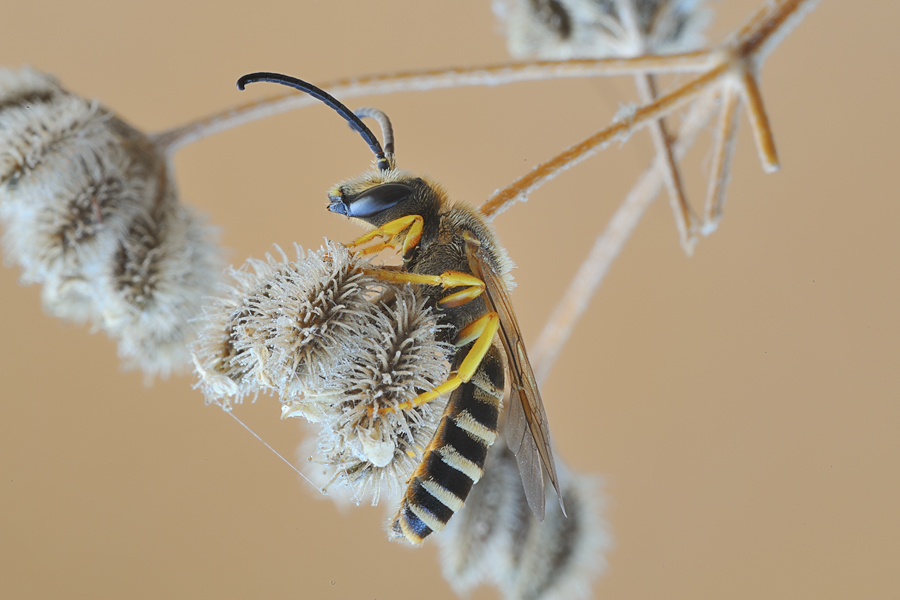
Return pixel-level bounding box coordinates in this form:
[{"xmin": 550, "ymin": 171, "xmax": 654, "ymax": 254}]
[{"xmin": 408, "ymin": 202, "xmax": 515, "ymax": 339}]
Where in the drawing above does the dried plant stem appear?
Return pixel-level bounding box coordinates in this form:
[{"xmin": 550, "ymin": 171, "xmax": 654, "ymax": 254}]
[
  {"xmin": 735, "ymin": 0, "xmax": 818, "ymax": 62},
  {"xmin": 702, "ymin": 86, "xmax": 741, "ymax": 234},
  {"xmin": 150, "ymin": 52, "xmax": 714, "ymax": 156},
  {"xmin": 479, "ymin": 62, "xmax": 727, "ymax": 219},
  {"xmin": 634, "ymin": 73, "xmax": 697, "ymax": 254},
  {"xmin": 739, "ymin": 68, "xmax": 779, "ymax": 173},
  {"xmin": 480, "ymin": 0, "xmax": 816, "ymax": 220},
  {"xmin": 616, "ymin": 0, "xmax": 696, "ymax": 255},
  {"xmin": 532, "ymin": 93, "xmax": 716, "ymax": 384},
  {"xmin": 526, "ymin": 0, "xmax": 818, "ymax": 382}
]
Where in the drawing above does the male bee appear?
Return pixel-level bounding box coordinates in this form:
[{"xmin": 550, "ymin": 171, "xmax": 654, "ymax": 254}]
[{"xmin": 237, "ymin": 72, "xmax": 564, "ymax": 545}]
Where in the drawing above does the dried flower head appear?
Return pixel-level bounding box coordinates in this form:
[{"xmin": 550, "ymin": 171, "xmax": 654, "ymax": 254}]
[
  {"xmin": 0, "ymin": 66, "xmax": 222, "ymax": 378},
  {"xmin": 300, "ymin": 285, "xmax": 451, "ymax": 503},
  {"xmin": 193, "ymin": 241, "xmax": 393, "ymax": 404},
  {"xmin": 494, "ymin": 0, "xmax": 711, "ymax": 59},
  {"xmin": 194, "ymin": 240, "xmax": 452, "ymax": 502},
  {"xmin": 103, "ymin": 195, "xmax": 221, "ymax": 375},
  {"xmin": 437, "ymin": 441, "xmax": 611, "ymax": 600}
]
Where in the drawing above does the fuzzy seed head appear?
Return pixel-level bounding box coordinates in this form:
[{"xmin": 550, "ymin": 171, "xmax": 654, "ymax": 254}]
[
  {"xmin": 303, "ymin": 285, "xmax": 451, "ymax": 504},
  {"xmin": 193, "ymin": 241, "xmax": 395, "ymax": 406},
  {"xmin": 194, "ymin": 240, "xmax": 453, "ymax": 503},
  {"xmin": 0, "ymin": 66, "xmax": 223, "ymax": 378},
  {"xmin": 494, "ymin": 0, "xmax": 711, "ymax": 59},
  {"xmin": 102, "ymin": 195, "xmax": 221, "ymax": 377}
]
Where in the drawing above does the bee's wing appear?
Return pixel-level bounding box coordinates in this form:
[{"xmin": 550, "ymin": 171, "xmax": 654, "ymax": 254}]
[{"xmin": 465, "ymin": 237, "xmax": 564, "ymax": 521}]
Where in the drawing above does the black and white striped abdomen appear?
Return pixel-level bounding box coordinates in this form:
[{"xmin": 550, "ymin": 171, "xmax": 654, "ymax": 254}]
[{"xmin": 391, "ymin": 345, "xmax": 505, "ymax": 545}]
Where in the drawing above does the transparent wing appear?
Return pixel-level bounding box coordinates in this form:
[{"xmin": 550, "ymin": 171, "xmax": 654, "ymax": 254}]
[{"xmin": 465, "ymin": 235, "xmax": 564, "ymax": 520}]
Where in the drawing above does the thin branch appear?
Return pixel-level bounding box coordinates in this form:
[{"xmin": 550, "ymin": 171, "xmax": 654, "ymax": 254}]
[
  {"xmin": 736, "ymin": 0, "xmax": 821, "ymax": 64},
  {"xmin": 702, "ymin": 86, "xmax": 741, "ymax": 234},
  {"xmin": 479, "ymin": 63, "xmax": 728, "ymax": 219},
  {"xmin": 738, "ymin": 68, "xmax": 779, "ymax": 173},
  {"xmin": 149, "ymin": 52, "xmax": 715, "ymax": 156},
  {"xmin": 532, "ymin": 93, "xmax": 717, "ymax": 384},
  {"xmin": 479, "ymin": 0, "xmax": 816, "ymax": 221},
  {"xmin": 635, "ymin": 73, "xmax": 697, "ymax": 255},
  {"xmin": 526, "ymin": 0, "xmax": 820, "ymax": 382},
  {"xmin": 615, "ymin": 0, "xmax": 697, "ymax": 254}
]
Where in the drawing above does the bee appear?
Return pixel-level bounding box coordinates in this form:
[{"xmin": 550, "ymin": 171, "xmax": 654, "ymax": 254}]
[{"xmin": 237, "ymin": 72, "xmax": 565, "ymax": 545}]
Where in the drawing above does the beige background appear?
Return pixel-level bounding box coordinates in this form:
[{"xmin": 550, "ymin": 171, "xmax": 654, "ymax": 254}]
[{"xmin": 1, "ymin": 1, "xmax": 897, "ymax": 599}]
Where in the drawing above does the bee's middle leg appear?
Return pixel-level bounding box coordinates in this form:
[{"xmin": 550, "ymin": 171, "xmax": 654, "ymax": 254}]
[{"xmin": 361, "ymin": 269, "xmax": 485, "ymax": 308}]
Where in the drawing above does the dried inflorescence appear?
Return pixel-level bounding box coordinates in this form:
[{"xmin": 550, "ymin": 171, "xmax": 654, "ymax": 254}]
[
  {"xmin": 304, "ymin": 285, "xmax": 450, "ymax": 503},
  {"xmin": 193, "ymin": 241, "xmax": 379, "ymax": 404},
  {"xmin": 0, "ymin": 66, "xmax": 221, "ymax": 377},
  {"xmin": 437, "ymin": 441, "xmax": 611, "ymax": 600},
  {"xmin": 193, "ymin": 241, "xmax": 452, "ymax": 502},
  {"xmin": 494, "ymin": 0, "xmax": 711, "ymax": 59}
]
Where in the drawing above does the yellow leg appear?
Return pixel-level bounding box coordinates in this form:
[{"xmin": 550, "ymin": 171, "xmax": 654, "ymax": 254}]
[
  {"xmin": 453, "ymin": 312, "xmax": 500, "ymax": 380},
  {"xmin": 400, "ymin": 216, "xmax": 423, "ymax": 258},
  {"xmin": 362, "ymin": 268, "xmax": 485, "ymax": 308},
  {"xmin": 371, "ymin": 312, "xmax": 500, "ymax": 416},
  {"xmin": 346, "ymin": 215, "xmax": 423, "ymax": 260}
]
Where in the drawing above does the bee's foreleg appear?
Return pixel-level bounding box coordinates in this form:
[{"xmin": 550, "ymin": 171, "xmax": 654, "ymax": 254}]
[
  {"xmin": 371, "ymin": 312, "xmax": 500, "ymax": 416},
  {"xmin": 345, "ymin": 214, "xmax": 423, "ymax": 258}
]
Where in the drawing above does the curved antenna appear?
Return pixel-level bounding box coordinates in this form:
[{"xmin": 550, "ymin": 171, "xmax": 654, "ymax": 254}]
[
  {"xmin": 354, "ymin": 107, "xmax": 395, "ymax": 157},
  {"xmin": 237, "ymin": 72, "xmax": 390, "ymax": 171}
]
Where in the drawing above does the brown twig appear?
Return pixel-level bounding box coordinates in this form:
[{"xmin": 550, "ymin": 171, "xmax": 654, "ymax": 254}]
[
  {"xmin": 479, "ymin": 0, "xmax": 817, "ymax": 221},
  {"xmin": 479, "ymin": 62, "xmax": 728, "ymax": 219},
  {"xmin": 531, "ymin": 92, "xmax": 717, "ymax": 384},
  {"xmin": 739, "ymin": 68, "xmax": 780, "ymax": 173},
  {"xmin": 506, "ymin": 0, "xmax": 820, "ymax": 383},
  {"xmin": 702, "ymin": 86, "xmax": 741, "ymax": 234},
  {"xmin": 617, "ymin": 0, "xmax": 697, "ymax": 254},
  {"xmin": 635, "ymin": 72, "xmax": 697, "ymax": 254}
]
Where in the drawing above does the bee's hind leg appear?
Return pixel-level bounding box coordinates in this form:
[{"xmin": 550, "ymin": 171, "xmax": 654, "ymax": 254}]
[{"xmin": 370, "ymin": 311, "xmax": 500, "ymax": 416}]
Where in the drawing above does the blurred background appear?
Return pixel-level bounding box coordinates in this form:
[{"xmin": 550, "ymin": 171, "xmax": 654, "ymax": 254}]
[{"xmin": 1, "ymin": 1, "xmax": 897, "ymax": 598}]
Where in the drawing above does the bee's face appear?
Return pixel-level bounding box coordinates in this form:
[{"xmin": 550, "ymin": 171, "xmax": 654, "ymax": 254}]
[
  {"xmin": 327, "ymin": 172, "xmax": 446, "ymax": 229},
  {"xmin": 327, "ymin": 182, "xmax": 414, "ymax": 223}
]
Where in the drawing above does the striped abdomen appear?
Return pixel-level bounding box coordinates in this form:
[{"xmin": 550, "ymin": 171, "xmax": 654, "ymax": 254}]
[{"xmin": 391, "ymin": 344, "xmax": 505, "ymax": 545}]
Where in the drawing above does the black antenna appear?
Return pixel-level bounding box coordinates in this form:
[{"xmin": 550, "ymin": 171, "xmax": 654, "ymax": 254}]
[{"xmin": 237, "ymin": 72, "xmax": 390, "ymax": 171}]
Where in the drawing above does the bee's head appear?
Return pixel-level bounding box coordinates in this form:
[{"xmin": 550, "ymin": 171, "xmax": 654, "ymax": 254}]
[
  {"xmin": 327, "ymin": 180, "xmax": 410, "ymax": 220},
  {"xmin": 327, "ymin": 173, "xmax": 444, "ymax": 229},
  {"xmin": 237, "ymin": 72, "xmax": 443, "ymax": 229}
]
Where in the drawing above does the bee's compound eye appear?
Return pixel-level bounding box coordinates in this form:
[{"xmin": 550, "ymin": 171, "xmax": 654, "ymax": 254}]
[{"xmin": 343, "ymin": 183, "xmax": 413, "ymax": 218}]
